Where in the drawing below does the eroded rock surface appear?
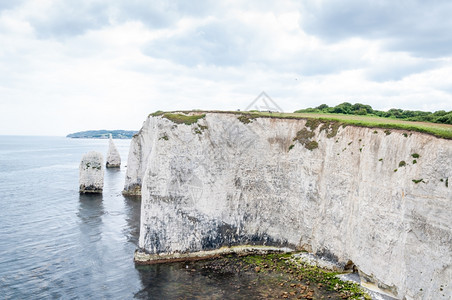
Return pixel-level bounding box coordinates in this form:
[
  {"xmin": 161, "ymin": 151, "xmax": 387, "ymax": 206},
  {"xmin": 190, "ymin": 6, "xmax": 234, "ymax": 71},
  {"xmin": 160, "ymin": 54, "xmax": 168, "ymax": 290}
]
[
  {"xmin": 127, "ymin": 112, "xmax": 452, "ymax": 299},
  {"xmin": 106, "ymin": 135, "xmax": 121, "ymax": 168},
  {"xmin": 79, "ymin": 151, "xmax": 104, "ymax": 193}
]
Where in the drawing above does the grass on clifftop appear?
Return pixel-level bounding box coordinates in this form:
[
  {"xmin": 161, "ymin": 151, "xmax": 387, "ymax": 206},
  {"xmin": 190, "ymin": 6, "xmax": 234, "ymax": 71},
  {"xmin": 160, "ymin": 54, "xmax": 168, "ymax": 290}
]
[
  {"xmin": 160, "ymin": 113, "xmax": 206, "ymax": 125},
  {"xmin": 237, "ymin": 111, "xmax": 452, "ymax": 139},
  {"xmin": 150, "ymin": 110, "xmax": 452, "ymax": 139},
  {"xmin": 290, "ymin": 112, "xmax": 452, "ymax": 139}
]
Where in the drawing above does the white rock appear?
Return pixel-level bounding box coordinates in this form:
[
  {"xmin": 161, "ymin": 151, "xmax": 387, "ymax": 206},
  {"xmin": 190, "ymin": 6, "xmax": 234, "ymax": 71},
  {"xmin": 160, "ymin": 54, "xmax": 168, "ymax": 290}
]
[
  {"xmin": 106, "ymin": 134, "xmax": 121, "ymax": 168},
  {"xmin": 79, "ymin": 151, "xmax": 104, "ymax": 193},
  {"xmin": 128, "ymin": 112, "xmax": 452, "ymax": 299}
]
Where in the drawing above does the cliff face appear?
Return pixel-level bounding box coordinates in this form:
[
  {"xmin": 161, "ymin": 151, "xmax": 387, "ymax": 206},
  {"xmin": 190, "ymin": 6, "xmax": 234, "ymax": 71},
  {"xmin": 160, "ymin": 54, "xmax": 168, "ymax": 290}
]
[{"xmin": 126, "ymin": 112, "xmax": 451, "ymax": 299}]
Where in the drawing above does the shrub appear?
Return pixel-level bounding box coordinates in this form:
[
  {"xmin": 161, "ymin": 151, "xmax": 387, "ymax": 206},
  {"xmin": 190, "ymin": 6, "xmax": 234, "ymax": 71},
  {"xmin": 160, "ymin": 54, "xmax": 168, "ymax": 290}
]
[
  {"xmin": 305, "ymin": 141, "xmax": 319, "ymax": 150},
  {"xmin": 150, "ymin": 110, "xmax": 164, "ymax": 116},
  {"xmin": 163, "ymin": 113, "xmax": 206, "ymax": 125},
  {"xmin": 238, "ymin": 115, "xmax": 255, "ymax": 124}
]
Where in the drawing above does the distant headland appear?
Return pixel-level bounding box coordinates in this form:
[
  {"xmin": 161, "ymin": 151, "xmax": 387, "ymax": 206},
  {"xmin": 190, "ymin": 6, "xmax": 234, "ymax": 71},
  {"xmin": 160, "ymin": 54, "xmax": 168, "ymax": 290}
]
[{"xmin": 67, "ymin": 130, "xmax": 137, "ymax": 139}]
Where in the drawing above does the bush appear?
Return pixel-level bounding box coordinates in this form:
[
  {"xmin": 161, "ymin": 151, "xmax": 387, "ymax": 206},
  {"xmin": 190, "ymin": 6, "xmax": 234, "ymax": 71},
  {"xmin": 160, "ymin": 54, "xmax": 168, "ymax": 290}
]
[{"xmin": 293, "ymin": 103, "xmax": 451, "ymax": 125}]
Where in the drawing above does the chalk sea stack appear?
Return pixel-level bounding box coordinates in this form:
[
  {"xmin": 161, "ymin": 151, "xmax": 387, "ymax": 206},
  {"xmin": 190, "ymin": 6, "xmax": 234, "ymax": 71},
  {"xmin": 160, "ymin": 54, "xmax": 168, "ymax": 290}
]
[
  {"xmin": 106, "ymin": 134, "xmax": 121, "ymax": 168},
  {"xmin": 79, "ymin": 151, "xmax": 104, "ymax": 193}
]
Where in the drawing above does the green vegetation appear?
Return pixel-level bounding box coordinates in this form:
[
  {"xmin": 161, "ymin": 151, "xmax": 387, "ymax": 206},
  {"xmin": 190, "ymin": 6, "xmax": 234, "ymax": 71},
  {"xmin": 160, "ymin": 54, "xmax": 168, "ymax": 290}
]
[
  {"xmin": 235, "ymin": 253, "xmax": 370, "ymax": 299},
  {"xmin": 379, "ymin": 158, "xmax": 383, "ymax": 161},
  {"xmin": 149, "ymin": 110, "xmax": 452, "ymax": 139},
  {"xmin": 238, "ymin": 114, "xmax": 256, "ymax": 124},
  {"xmin": 305, "ymin": 141, "xmax": 319, "ymax": 150},
  {"xmin": 159, "ymin": 134, "xmax": 168, "ymax": 141},
  {"xmin": 305, "ymin": 118, "xmax": 321, "ymax": 130},
  {"xmin": 293, "ymin": 128, "xmax": 318, "ymax": 151},
  {"xmin": 85, "ymin": 162, "xmax": 101, "ymax": 170},
  {"xmin": 162, "ymin": 113, "xmax": 206, "ymax": 125},
  {"xmin": 411, "ymin": 153, "xmax": 420, "ymax": 158},
  {"xmin": 288, "ymin": 144, "xmax": 295, "ymax": 151},
  {"xmin": 295, "ymin": 102, "xmax": 452, "ymax": 125},
  {"xmin": 67, "ymin": 130, "xmax": 137, "ymax": 139},
  {"xmin": 399, "ymin": 161, "xmax": 406, "ymax": 167},
  {"xmin": 412, "ymin": 160, "xmax": 417, "ymax": 164},
  {"xmin": 412, "ymin": 179, "xmax": 424, "ymax": 184},
  {"xmin": 193, "ymin": 124, "xmax": 208, "ymax": 135},
  {"xmin": 150, "ymin": 110, "xmax": 165, "ymax": 116},
  {"xmin": 320, "ymin": 121, "xmax": 343, "ymax": 138}
]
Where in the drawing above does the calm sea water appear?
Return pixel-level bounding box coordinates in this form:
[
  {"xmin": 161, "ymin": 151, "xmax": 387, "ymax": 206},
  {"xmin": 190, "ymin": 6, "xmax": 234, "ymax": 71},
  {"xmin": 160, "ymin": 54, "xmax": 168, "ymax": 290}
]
[
  {"xmin": 0, "ymin": 136, "xmax": 282, "ymax": 300},
  {"xmin": 0, "ymin": 136, "xmax": 144, "ymax": 299}
]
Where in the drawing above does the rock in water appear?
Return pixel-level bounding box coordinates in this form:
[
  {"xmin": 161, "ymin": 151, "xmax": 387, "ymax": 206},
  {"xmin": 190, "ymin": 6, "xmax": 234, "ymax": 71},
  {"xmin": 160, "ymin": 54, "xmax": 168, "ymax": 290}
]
[
  {"xmin": 106, "ymin": 134, "xmax": 121, "ymax": 168},
  {"xmin": 79, "ymin": 151, "xmax": 104, "ymax": 193}
]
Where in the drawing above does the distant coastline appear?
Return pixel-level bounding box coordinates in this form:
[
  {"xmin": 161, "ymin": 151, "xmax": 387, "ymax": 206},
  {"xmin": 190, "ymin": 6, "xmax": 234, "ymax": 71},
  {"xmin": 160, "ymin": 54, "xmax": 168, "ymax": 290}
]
[{"xmin": 67, "ymin": 130, "xmax": 137, "ymax": 139}]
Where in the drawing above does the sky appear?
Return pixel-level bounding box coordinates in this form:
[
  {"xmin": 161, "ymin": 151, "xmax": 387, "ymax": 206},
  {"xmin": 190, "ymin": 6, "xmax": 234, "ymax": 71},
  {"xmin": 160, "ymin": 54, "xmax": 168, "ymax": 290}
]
[{"xmin": 1, "ymin": 0, "xmax": 451, "ymax": 136}]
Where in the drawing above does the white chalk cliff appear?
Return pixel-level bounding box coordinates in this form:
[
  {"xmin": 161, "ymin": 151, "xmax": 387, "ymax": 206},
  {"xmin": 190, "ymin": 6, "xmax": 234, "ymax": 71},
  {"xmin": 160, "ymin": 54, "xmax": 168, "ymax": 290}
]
[
  {"xmin": 106, "ymin": 135, "xmax": 121, "ymax": 168},
  {"xmin": 125, "ymin": 112, "xmax": 451, "ymax": 299},
  {"xmin": 79, "ymin": 151, "xmax": 104, "ymax": 193}
]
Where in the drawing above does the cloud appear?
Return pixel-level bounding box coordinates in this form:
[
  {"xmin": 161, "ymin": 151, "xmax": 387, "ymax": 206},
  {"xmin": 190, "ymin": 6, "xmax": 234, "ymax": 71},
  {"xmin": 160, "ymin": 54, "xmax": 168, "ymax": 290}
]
[
  {"xmin": 142, "ymin": 14, "xmax": 369, "ymax": 76},
  {"xmin": 0, "ymin": 0, "xmax": 25, "ymax": 11},
  {"xmin": 0, "ymin": 0, "xmax": 451, "ymax": 135},
  {"xmin": 143, "ymin": 20, "xmax": 251, "ymax": 67},
  {"xmin": 365, "ymin": 51, "xmax": 442, "ymax": 82},
  {"xmin": 25, "ymin": 1, "xmax": 110, "ymax": 38},
  {"xmin": 18, "ymin": 0, "xmax": 218, "ymax": 39},
  {"xmin": 299, "ymin": 0, "xmax": 452, "ymax": 58},
  {"xmin": 116, "ymin": 0, "xmax": 217, "ymax": 28}
]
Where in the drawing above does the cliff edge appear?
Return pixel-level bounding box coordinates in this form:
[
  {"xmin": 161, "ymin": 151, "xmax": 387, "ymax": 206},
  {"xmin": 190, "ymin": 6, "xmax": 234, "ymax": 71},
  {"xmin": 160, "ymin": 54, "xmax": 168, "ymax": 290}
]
[{"xmin": 125, "ymin": 112, "xmax": 451, "ymax": 299}]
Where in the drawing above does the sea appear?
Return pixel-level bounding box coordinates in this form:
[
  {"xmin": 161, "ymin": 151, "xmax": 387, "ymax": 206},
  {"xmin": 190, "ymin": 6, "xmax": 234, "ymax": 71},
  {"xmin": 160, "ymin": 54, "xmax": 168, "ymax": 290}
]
[{"xmin": 0, "ymin": 136, "xmax": 280, "ymax": 300}]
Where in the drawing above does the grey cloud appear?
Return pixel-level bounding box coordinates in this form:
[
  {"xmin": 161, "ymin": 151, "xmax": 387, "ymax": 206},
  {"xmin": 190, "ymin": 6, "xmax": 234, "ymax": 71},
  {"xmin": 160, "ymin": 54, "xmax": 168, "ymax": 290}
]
[
  {"xmin": 115, "ymin": 0, "xmax": 218, "ymax": 28},
  {"xmin": 27, "ymin": 0, "xmax": 217, "ymax": 39},
  {"xmin": 142, "ymin": 21, "xmax": 250, "ymax": 67},
  {"xmin": 367, "ymin": 60, "xmax": 441, "ymax": 82},
  {"xmin": 281, "ymin": 49, "xmax": 366, "ymax": 76},
  {"xmin": 300, "ymin": 0, "xmax": 452, "ymax": 58},
  {"xmin": 29, "ymin": 1, "xmax": 110, "ymax": 38},
  {"xmin": 115, "ymin": 0, "xmax": 182, "ymax": 29},
  {"xmin": 0, "ymin": 0, "xmax": 24, "ymax": 11},
  {"xmin": 143, "ymin": 21, "xmax": 364, "ymax": 76}
]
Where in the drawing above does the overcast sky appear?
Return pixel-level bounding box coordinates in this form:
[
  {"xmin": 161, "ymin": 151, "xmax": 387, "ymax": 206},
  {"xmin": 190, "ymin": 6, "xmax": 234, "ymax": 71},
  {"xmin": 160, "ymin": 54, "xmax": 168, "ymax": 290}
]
[{"xmin": 1, "ymin": 0, "xmax": 451, "ymax": 136}]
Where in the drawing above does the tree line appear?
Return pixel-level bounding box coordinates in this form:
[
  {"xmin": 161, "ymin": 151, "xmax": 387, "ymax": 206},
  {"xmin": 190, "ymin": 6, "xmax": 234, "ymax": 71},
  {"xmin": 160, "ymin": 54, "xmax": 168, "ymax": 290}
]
[{"xmin": 294, "ymin": 103, "xmax": 452, "ymax": 125}]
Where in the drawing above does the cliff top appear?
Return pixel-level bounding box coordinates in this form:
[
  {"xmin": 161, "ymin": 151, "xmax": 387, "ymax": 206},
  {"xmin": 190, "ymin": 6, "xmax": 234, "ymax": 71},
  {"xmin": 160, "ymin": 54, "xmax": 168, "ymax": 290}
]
[{"xmin": 149, "ymin": 110, "xmax": 452, "ymax": 139}]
